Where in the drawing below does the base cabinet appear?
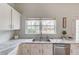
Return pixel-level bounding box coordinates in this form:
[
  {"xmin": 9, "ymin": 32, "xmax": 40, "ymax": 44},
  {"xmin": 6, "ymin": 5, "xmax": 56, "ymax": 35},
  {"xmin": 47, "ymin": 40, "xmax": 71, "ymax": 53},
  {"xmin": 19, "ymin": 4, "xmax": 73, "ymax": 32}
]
[
  {"xmin": 42, "ymin": 44, "xmax": 53, "ymax": 55},
  {"xmin": 16, "ymin": 43, "xmax": 53, "ymax": 55},
  {"xmin": 30, "ymin": 44, "xmax": 42, "ymax": 55},
  {"xmin": 16, "ymin": 44, "xmax": 31, "ymax": 55},
  {"xmin": 70, "ymin": 44, "xmax": 79, "ymax": 55}
]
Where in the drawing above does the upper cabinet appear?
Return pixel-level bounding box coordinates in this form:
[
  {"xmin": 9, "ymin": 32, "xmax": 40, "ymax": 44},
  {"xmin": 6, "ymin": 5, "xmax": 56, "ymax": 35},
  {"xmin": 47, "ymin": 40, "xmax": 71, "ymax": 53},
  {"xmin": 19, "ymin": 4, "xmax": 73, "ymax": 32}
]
[
  {"xmin": 0, "ymin": 3, "xmax": 21, "ymax": 30},
  {"xmin": 11, "ymin": 8, "xmax": 21, "ymax": 30},
  {"xmin": 0, "ymin": 4, "xmax": 11, "ymax": 30}
]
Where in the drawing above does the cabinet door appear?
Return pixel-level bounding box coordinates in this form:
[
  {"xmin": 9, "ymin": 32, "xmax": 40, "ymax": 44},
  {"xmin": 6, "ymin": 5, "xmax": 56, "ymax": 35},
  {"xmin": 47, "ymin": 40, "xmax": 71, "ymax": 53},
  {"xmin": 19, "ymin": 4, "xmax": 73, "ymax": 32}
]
[
  {"xmin": 12, "ymin": 8, "xmax": 20, "ymax": 30},
  {"xmin": 16, "ymin": 44, "xmax": 31, "ymax": 55},
  {"xmin": 30, "ymin": 44, "xmax": 42, "ymax": 55},
  {"xmin": 16, "ymin": 43, "xmax": 53, "ymax": 55},
  {"xmin": 0, "ymin": 4, "xmax": 11, "ymax": 30},
  {"xmin": 70, "ymin": 44, "xmax": 79, "ymax": 55},
  {"xmin": 42, "ymin": 44, "xmax": 53, "ymax": 55}
]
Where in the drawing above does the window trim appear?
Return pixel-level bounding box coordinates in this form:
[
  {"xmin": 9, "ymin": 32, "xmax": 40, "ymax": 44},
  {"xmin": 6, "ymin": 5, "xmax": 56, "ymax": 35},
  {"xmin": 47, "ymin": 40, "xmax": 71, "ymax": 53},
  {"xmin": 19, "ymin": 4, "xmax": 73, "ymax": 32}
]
[
  {"xmin": 76, "ymin": 20, "xmax": 79, "ymax": 40},
  {"xmin": 25, "ymin": 18, "xmax": 56, "ymax": 34}
]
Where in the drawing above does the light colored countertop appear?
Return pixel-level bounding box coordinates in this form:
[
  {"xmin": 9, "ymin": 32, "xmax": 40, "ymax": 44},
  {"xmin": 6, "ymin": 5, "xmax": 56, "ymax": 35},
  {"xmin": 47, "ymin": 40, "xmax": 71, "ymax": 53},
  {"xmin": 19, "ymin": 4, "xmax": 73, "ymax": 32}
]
[
  {"xmin": 0, "ymin": 39, "xmax": 33, "ymax": 52},
  {"xmin": 49, "ymin": 39, "xmax": 78, "ymax": 43},
  {"xmin": 18, "ymin": 39, "xmax": 79, "ymax": 44},
  {"xmin": 20, "ymin": 39, "xmax": 79, "ymax": 44},
  {"xmin": 10, "ymin": 39, "xmax": 79, "ymax": 44},
  {"xmin": 1, "ymin": 39, "xmax": 79, "ymax": 47},
  {"xmin": 0, "ymin": 39, "xmax": 79, "ymax": 53},
  {"xmin": 1, "ymin": 39, "xmax": 79, "ymax": 55}
]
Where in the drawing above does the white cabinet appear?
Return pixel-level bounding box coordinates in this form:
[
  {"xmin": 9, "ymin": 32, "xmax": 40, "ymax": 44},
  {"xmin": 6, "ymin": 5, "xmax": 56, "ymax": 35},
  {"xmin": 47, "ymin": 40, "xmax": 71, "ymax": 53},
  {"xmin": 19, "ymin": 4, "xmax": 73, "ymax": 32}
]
[
  {"xmin": 0, "ymin": 4, "xmax": 11, "ymax": 30},
  {"xmin": 0, "ymin": 3, "xmax": 20, "ymax": 30},
  {"xmin": 11, "ymin": 8, "xmax": 20, "ymax": 30},
  {"xmin": 16, "ymin": 43, "xmax": 53, "ymax": 55},
  {"xmin": 70, "ymin": 44, "xmax": 79, "ymax": 55}
]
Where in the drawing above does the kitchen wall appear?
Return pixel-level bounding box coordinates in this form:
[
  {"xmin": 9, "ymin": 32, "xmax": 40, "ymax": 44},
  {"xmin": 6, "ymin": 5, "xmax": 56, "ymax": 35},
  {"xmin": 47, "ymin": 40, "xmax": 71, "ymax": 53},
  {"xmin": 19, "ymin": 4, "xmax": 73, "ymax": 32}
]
[
  {"xmin": 14, "ymin": 3, "xmax": 78, "ymax": 39},
  {"xmin": 0, "ymin": 31, "xmax": 14, "ymax": 43}
]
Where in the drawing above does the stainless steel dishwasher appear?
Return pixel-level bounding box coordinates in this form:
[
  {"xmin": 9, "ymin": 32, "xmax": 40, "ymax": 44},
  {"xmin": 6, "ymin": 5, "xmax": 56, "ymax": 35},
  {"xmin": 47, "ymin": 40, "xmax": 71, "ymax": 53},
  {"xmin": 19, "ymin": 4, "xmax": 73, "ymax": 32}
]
[{"xmin": 53, "ymin": 44, "xmax": 70, "ymax": 55}]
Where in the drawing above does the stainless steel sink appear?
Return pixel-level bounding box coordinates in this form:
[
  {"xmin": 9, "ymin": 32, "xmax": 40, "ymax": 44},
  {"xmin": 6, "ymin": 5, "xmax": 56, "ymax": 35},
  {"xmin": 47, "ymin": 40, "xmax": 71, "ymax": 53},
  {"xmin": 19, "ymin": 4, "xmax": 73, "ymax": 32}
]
[{"xmin": 33, "ymin": 39, "xmax": 50, "ymax": 42}]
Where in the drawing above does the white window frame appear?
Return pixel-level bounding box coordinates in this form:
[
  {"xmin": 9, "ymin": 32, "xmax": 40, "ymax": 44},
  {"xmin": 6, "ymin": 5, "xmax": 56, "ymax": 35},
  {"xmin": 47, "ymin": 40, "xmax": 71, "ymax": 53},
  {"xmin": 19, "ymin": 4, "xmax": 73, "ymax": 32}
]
[
  {"xmin": 76, "ymin": 20, "xmax": 79, "ymax": 40},
  {"xmin": 25, "ymin": 18, "xmax": 56, "ymax": 34}
]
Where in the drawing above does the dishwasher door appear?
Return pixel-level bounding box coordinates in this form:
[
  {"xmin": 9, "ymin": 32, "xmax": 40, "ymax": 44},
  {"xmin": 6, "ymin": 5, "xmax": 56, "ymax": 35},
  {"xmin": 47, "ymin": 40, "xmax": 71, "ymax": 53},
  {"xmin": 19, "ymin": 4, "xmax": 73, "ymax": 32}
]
[{"xmin": 54, "ymin": 44, "xmax": 70, "ymax": 55}]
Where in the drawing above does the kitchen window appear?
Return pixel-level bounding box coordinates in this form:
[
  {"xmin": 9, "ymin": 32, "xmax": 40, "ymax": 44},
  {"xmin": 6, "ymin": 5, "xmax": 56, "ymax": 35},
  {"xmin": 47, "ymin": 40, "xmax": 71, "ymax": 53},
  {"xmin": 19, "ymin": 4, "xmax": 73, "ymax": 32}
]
[
  {"xmin": 42, "ymin": 19, "xmax": 56, "ymax": 34},
  {"xmin": 25, "ymin": 18, "xmax": 56, "ymax": 34}
]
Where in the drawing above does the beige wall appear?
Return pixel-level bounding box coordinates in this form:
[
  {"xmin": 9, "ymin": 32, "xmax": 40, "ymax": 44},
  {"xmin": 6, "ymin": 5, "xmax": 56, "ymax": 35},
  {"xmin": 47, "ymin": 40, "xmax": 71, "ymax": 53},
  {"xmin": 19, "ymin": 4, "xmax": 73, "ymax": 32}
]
[{"xmin": 14, "ymin": 3, "xmax": 78, "ymax": 39}]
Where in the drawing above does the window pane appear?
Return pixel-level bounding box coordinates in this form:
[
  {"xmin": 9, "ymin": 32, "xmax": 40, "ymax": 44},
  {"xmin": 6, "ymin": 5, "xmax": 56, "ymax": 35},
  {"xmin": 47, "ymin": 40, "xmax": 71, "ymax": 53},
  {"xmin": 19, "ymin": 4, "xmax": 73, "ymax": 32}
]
[
  {"xmin": 42, "ymin": 25, "xmax": 56, "ymax": 34},
  {"xmin": 26, "ymin": 20, "xmax": 40, "ymax": 25},
  {"xmin": 42, "ymin": 20, "xmax": 56, "ymax": 25},
  {"xmin": 41, "ymin": 20, "xmax": 56, "ymax": 34},
  {"xmin": 25, "ymin": 18, "xmax": 56, "ymax": 34},
  {"xmin": 25, "ymin": 26, "xmax": 40, "ymax": 34}
]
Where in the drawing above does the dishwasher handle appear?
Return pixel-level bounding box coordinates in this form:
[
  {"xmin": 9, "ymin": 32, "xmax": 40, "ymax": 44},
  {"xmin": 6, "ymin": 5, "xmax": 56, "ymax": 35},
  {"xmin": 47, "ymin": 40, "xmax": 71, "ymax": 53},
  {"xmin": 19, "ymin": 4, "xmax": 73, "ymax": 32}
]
[{"xmin": 54, "ymin": 45, "xmax": 66, "ymax": 47}]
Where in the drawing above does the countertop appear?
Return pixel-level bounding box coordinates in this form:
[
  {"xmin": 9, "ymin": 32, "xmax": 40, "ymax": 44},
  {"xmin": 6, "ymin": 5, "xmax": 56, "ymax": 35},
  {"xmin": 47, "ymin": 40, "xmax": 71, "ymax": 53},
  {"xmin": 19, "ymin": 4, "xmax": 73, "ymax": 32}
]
[
  {"xmin": 0, "ymin": 39, "xmax": 79, "ymax": 52},
  {"xmin": 49, "ymin": 39, "xmax": 79, "ymax": 43},
  {"xmin": 0, "ymin": 39, "xmax": 33, "ymax": 52},
  {"xmin": 1, "ymin": 39, "xmax": 79, "ymax": 45},
  {"xmin": 14, "ymin": 39, "xmax": 79, "ymax": 44},
  {"xmin": 1, "ymin": 38, "xmax": 79, "ymax": 55},
  {"xmin": 20, "ymin": 39, "xmax": 79, "ymax": 44}
]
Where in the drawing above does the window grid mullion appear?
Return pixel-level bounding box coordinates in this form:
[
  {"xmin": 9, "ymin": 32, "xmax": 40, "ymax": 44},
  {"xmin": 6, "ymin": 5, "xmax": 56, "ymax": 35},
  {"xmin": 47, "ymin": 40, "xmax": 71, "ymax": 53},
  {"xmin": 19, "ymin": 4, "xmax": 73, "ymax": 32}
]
[{"xmin": 25, "ymin": 19, "xmax": 56, "ymax": 34}]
